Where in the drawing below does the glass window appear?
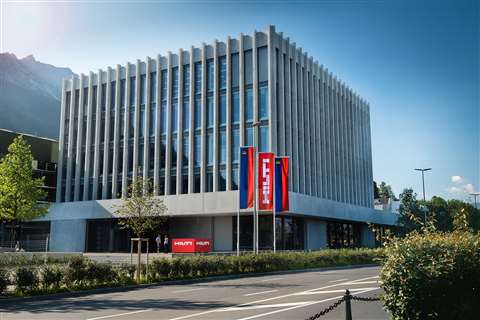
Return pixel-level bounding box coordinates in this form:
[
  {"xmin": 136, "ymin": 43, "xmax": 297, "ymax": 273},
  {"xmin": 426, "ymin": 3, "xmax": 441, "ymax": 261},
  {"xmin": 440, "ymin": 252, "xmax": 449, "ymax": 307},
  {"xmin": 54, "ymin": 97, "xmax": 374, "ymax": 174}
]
[
  {"xmin": 160, "ymin": 101, "xmax": 167, "ymax": 134},
  {"xmin": 207, "ymin": 133, "xmax": 214, "ymax": 165},
  {"xmin": 207, "ymin": 96, "xmax": 214, "ymax": 128},
  {"xmin": 149, "ymin": 103, "xmax": 156, "ymax": 136},
  {"xmin": 150, "ymin": 72, "xmax": 156, "ymax": 102},
  {"xmin": 258, "ymin": 46, "xmax": 268, "ymax": 83},
  {"xmin": 139, "ymin": 107, "xmax": 145, "ymax": 137},
  {"xmin": 170, "ymin": 174, "xmax": 176, "ymax": 195},
  {"xmin": 183, "ymin": 100, "xmax": 189, "ymax": 131},
  {"xmin": 101, "ymin": 84, "xmax": 107, "ymax": 110},
  {"xmin": 172, "ymin": 101, "xmax": 178, "ymax": 133},
  {"xmin": 231, "ymin": 53, "xmax": 239, "ymax": 88},
  {"xmin": 182, "ymin": 135, "xmax": 189, "ymax": 167},
  {"xmin": 160, "ymin": 137, "xmax": 166, "ymax": 168},
  {"xmin": 232, "ymin": 167, "xmax": 239, "ymax": 190},
  {"xmin": 171, "ymin": 137, "xmax": 177, "ymax": 168},
  {"xmin": 232, "ymin": 129, "xmax": 240, "ymax": 163},
  {"xmin": 194, "ymin": 133, "xmax": 201, "ymax": 166},
  {"xmin": 161, "ymin": 70, "xmax": 168, "ymax": 100},
  {"xmin": 110, "ymin": 81, "xmax": 116, "ymax": 110},
  {"xmin": 129, "ymin": 109, "xmax": 135, "ymax": 137},
  {"xmin": 140, "ymin": 74, "xmax": 146, "ymax": 105},
  {"xmin": 246, "ymin": 127, "xmax": 253, "ymax": 147},
  {"xmin": 138, "ymin": 143, "xmax": 144, "ymax": 170},
  {"xmin": 194, "ymin": 62, "xmax": 202, "ymax": 94},
  {"xmin": 244, "ymin": 50, "xmax": 253, "ymax": 85},
  {"xmin": 183, "ymin": 65, "xmax": 190, "ymax": 95},
  {"xmin": 259, "ymin": 85, "xmax": 268, "ymax": 120},
  {"xmin": 129, "ymin": 77, "xmax": 136, "ymax": 106},
  {"xmin": 260, "ymin": 125, "xmax": 269, "ymax": 152},
  {"xmin": 172, "ymin": 67, "xmax": 179, "ymax": 98},
  {"xmin": 245, "ymin": 88, "xmax": 253, "ymax": 122},
  {"xmin": 219, "ymin": 94, "xmax": 226, "ymax": 126},
  {"xmin": 110, "ymin": 115, "xmax": 115, "ymax": 140},
  {"xmin": 232, "ymin": 91, "xmax": 240, "ymax": 124},
  {"xmin": 128, "ymin": 144, "xmax": 133, "ymax": 172},
  {"xmin": 149, "ymin": 142, "xmax": 155, "ymax": 170},
  {"xmin": 206, "ymin": 171, "xmax": 213, "ymax": 192},
  {"xmin": 194, "ymin": 173, "xmax": 201, "ymax": 193},
  {"xmin": 207, "ymin": 59, "xmax": 214, "ymax": 92},
  {"xmin": 219, "ymin": 169, "xmax": 226, "ymax": 191},
  {"xmin": 219, "ymin": 56, "xmax": 227, "ymax": 90},
  {"xmin": 120, "ymin": 79, "xmax": 126, "ymax": 107},
  {"xmin": 194, "ymin": 97, "xmax": 201, "ymax": 129},
  {"xmin": 220, "ymin": 130, "xmax": 226, "ymax": 164},
  {"xmin": 120, "ymin": 113, "xmax": 125, "ymax": 139}
]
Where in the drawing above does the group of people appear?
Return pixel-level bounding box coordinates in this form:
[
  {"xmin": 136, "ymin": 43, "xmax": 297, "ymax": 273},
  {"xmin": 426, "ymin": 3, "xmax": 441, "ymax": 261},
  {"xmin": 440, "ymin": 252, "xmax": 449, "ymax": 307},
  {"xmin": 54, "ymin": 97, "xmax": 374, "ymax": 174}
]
[{"xmin": 155, "ymin": 234, "xmax": 169, "ymax": 253}]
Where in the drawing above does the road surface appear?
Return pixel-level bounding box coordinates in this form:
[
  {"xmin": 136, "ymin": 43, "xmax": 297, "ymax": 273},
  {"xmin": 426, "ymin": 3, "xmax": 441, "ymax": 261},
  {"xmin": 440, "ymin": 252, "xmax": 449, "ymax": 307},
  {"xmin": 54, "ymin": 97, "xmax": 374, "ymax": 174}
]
[{"xmin": 0, "ymin": 266, "xmax": 388, "ymax": 320}]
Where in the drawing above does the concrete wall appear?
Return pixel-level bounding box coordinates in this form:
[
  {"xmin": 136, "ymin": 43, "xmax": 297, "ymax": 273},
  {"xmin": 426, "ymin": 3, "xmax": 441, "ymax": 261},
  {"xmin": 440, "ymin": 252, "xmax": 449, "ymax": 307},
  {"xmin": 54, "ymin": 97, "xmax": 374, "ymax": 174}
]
[
  {"xmin": 213, "ymin": 216, "xmax": 233, "ymax": 251},
  {"xmin": 305, "ymin": 219, "xmax": 327, "ymax": 250},
  {"xmin": 50, "ymin": 219, "xmax": 86, "ymax": 252}
]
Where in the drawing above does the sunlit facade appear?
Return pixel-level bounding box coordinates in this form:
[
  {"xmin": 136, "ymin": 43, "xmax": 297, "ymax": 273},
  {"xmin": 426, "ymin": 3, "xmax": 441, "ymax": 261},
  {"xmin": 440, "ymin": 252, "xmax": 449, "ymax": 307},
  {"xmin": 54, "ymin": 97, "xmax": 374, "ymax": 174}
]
[{"xmin": 48, "ymin": 26, "xmax": 396, "ymax": 252}]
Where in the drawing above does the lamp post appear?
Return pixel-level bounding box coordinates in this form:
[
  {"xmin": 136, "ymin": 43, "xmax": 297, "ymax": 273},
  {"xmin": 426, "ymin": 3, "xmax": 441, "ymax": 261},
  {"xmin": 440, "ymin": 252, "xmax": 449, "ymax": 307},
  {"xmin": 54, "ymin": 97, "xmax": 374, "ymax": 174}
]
[
  {"xmin": 414, "ymin": 168, "xmax": 431, "ymax": 221},
  {"xmin": 470, "ymin": 192, "xmax": 480, "ymax": 210}
]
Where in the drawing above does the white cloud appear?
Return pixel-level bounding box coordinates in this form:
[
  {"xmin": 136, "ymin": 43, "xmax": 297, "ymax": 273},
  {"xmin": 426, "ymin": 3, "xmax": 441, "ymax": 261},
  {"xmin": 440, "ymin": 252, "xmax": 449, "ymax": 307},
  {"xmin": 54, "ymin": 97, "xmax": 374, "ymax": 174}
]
[
  {"xmin": 447, "ymin": 183, "xmax": 476, "ymax": 195},
  {"xmin": 451, "ymin": 175, "xmax": 463, "ymax": 184},
  {"xmin": 447, "ymin": 186, "xmax": 461, "ymax": 194},
  {"xmin": 464, "ymin": 183, "xmax": 475, "ymax": 194}
]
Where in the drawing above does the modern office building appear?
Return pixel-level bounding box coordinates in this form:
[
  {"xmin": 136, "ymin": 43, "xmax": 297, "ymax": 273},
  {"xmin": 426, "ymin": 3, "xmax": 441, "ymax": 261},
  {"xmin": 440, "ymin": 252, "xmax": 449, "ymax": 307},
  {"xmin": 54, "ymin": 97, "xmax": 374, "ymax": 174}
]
[{"xmin": 46, "ymin": 25, "xmax": 397, "ymax": 252}]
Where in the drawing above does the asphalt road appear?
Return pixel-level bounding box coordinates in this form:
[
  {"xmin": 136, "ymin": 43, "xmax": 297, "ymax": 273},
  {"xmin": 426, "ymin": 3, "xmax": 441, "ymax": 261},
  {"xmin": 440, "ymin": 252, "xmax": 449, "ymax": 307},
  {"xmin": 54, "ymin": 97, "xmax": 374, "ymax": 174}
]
[{"xmin": 0, "ymin": 266, "xmax": 388, "ymax": 320}]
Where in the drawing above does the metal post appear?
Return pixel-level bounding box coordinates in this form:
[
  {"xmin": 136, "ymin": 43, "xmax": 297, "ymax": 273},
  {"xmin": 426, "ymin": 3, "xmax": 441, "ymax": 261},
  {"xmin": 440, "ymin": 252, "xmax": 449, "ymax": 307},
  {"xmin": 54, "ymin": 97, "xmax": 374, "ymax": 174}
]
[
  {"xmin": 470, "ymin": 193, "xmax": 479, "ymax": 210},
  {"xmin": 44, "ymin": 236, "xmax": 49, "ymax": 264},
  {"xmin": 237, "ymin": 148, "xmax": 241, "ymax": 256},
  {"xmin": 345, "ymin": 289, "xmax": 352, "ymax": 320},
  {"xmin": 415, "ymin": 168, "xmax": 432, "ymax": 221},
  {"xmin": 253, "ymin": 121, "xmax": 261, "ymax": 254}
]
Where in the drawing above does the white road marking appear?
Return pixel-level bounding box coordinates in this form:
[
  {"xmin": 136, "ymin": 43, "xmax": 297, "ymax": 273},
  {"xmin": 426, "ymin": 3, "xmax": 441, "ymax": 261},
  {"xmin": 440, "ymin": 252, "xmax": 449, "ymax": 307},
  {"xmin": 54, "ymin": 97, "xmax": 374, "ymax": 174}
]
[
  {"xmin": 220, "ymin": 301, "xmax": 314, "ymax": 311},
  {"xmin": 328, "ymin": 278, "xmax": 348, "ymax": 283},
  {"xmin": 172, "ymin": 287, "xmax": 206, "ymax": 293},
  {"xmin": 166, "ymin": 275, "xmax": 381, "ymax": 320},
  {"xmin": 295, "ymin": 287, "xmax": 379, "ymax": 295},
  {"xmin": 244, "ymin": 289, "xmax": 279, "ymax": 297},
  {"xmin": 343, "ymin": 280, "xmax": 380, "ymax": 285},
  {"xmin": 259, "ymin": 277, "xmax": 284, "ymax": 282},
  {"xmin": 86, "ymin": 309, "xmax": 152, "ymax": 320},
  {"xmin": 234, "ymin": 288, "xmax": 380, "ymax": 320}
]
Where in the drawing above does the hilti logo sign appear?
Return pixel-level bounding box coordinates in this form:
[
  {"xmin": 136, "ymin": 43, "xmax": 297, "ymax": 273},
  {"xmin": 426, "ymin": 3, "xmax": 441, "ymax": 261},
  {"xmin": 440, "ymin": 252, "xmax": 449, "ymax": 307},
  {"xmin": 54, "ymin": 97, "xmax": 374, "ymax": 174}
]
[
  {"xmin": 172, "ymin": 238, "xmax": 211, "ymax": 253},
  {"xmin": 258, "ymin": 152, "xmax": 274, "ymax": 211},
  {"xmin": 261, "ymin": 158, "xmax": 271, "ymax": 205}
]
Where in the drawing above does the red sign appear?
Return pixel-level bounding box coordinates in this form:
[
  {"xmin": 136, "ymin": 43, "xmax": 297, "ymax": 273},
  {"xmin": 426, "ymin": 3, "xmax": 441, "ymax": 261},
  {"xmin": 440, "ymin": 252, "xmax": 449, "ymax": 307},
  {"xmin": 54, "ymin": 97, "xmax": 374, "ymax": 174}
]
[
  {"xmin": 172, "ymin": 238, "xmax": 212, "ymax": 253},
  {"xmin": 258, "ymin": 152, "xmax": 274, "ymax": 211}
]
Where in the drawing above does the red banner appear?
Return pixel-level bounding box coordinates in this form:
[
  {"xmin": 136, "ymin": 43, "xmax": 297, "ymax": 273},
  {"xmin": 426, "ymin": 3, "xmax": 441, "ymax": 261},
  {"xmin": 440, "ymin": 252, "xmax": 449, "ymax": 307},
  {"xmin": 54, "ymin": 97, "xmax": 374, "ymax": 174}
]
[
  {"xmin": 258, "ymin": 152, "xmax": 274, "ymax": 211},
  {"xmin": 172, "ymin": 238, "xmax": 212, "ymax": 253}
]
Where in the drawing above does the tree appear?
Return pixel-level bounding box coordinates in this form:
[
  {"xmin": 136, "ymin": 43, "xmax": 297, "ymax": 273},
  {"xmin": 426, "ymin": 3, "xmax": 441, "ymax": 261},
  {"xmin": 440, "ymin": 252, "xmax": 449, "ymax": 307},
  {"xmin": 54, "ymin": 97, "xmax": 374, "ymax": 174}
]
[
  {"xmin": 398, "ymin": 188, "xmax": 424, "ymax": 232},
  {"xmin": 0, "ymin": 136, "xmax": 49, "ymax": 242},
  {"xmin": 378, "ymin": 181, "xmax": 396, "ymax": 204},
  {"xmin": 115, "ymin": 177, "xmax": 168, "ymax": 238},
  {"xmin": 373, "ymin": 181, "xmax": 380, "ymax": 199}
]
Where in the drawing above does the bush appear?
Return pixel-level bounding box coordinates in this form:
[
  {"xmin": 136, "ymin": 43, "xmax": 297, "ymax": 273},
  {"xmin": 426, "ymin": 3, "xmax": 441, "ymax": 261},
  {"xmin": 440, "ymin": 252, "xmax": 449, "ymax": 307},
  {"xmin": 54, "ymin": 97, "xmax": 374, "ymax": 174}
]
[
  {"xmin": 85, "ymin": 261, "xmax": 116, "ymax": 285},
  {"xmin": 41, "ymin": 265, "xmax": 63, "ymax": 289},
  {"xmin": 116, "ymin": 263, "xmax": 136, "ymax": 284},
  {"xmin": 0, "ymin": 269, "xmax": 10, "ymax": 295},
  {"xmin": 14, "ymin": 267, "xmax": 38, "ymax": 293},
  {"xmin": 64, "ymin": 256, "xmax": 88, "ymax": 286},
  {"xmin": 381, "ymin": 231, "xmax": 480, "ymax": 320}
]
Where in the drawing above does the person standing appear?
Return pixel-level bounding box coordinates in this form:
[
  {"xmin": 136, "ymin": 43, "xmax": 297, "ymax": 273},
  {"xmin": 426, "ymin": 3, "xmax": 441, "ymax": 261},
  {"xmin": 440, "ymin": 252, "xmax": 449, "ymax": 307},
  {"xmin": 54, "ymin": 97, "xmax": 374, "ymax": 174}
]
[
  {"xmin": 155, "ymin": 234, "xmax": 161, "ymax": 253},
  {"xmin": 163, "ymin": 235, "xmax": 169, "ymax": 253}
]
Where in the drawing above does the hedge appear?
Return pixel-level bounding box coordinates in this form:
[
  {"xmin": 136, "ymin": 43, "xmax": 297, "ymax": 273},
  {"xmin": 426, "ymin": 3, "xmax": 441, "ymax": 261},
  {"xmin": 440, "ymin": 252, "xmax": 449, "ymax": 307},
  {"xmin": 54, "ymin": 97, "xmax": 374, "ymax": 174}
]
[
  {"xmin": 0, "ymin": 248, "xmax": 382, "ymax": 297},
  {"xmin": 148, "ymin": 249, "xmax": 383, "ymax": 281},
  {"xmin": 380, "ymin": 230, "xmax": 480, "ymax": 319}
]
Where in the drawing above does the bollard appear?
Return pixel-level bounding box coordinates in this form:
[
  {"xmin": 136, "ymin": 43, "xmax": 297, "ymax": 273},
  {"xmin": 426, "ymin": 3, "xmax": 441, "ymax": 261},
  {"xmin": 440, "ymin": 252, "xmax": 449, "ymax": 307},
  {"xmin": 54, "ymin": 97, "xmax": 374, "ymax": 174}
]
[{"xmin": 345, "ymin": 289, "xmax": 352, "ymax": 320}]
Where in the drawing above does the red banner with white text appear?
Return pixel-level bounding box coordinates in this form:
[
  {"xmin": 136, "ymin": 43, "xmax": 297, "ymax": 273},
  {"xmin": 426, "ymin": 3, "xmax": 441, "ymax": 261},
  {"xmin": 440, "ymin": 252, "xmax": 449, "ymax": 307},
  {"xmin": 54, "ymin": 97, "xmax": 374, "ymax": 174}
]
[{"xmin": 258, "ymin": 152, "xmax": 274, "ymax": 211}]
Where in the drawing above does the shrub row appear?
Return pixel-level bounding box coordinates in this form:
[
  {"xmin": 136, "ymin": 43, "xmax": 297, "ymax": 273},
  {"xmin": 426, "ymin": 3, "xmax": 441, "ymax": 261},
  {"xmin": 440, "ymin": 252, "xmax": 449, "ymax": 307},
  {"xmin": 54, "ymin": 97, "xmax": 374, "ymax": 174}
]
[
  {"xmin": 380, "ymin": 230, "xmax": 480, "ymax": 320},
  {"xmin": 0, "ymin": 253, "xmax": 78, "ymax": 268},
  {"xmin": 0, "ymin": 256, "xmax": 135, "ymax": 296},
  {"xmin": 148, "ymin": 249, "xmax": 383, "ymax": 281}
]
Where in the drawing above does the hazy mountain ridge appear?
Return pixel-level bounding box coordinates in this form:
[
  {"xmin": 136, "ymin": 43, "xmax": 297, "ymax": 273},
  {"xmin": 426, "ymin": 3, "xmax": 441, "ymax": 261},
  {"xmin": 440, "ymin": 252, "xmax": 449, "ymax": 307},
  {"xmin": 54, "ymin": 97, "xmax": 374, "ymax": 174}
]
[{"xmin": 0, "ymin": 53, "xmax": 74, "ymax": 139}]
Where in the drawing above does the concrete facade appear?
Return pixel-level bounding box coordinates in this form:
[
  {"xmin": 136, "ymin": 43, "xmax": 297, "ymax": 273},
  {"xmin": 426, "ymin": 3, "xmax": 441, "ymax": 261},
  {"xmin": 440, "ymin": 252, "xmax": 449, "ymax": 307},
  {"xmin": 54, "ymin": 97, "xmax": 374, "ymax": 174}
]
[{"xmin": 47, "ymin": 25, "xmax": 396, "ymax": 252}]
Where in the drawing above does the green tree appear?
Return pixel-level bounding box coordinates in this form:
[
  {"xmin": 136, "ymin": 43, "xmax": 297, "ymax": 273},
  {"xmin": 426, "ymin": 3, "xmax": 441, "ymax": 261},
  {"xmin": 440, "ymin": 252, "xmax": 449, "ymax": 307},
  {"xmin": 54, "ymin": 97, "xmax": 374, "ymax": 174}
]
[
  {"xmin": 373, "ymin": 181, "xmax": 380, "ymax": 199},
  {"xmin": 115, "ymin": 177, "xmax": 168, "ymax": 238},
  {"xmin": 398, "ymin": 188, "xmax": 424, "ymax": 232},
  {"xmin": 378, "ymin": 181, "xmax": 396, "ymax": 204},
  {"xmin": 0, "ymin": 136, "xmax": 49, "ymax": 242}
]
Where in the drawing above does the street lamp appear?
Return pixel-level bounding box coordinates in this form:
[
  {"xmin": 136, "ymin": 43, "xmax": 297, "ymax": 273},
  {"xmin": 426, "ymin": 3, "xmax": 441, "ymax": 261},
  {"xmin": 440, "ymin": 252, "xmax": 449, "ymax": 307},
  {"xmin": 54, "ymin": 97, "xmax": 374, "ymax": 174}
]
[
  {"xmin": 470, "ymin": 192, "xmax": 480, "ymax": 210},
  {"xmin": 414, "ymin": 168, "xmax": 432, "ymax": 221}
]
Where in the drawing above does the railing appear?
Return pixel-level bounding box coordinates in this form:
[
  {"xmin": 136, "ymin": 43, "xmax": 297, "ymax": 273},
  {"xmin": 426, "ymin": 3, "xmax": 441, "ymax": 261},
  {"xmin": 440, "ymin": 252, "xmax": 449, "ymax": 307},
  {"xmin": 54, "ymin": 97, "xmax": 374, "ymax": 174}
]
[{"xmin": 305, "ymin": 289, "xmax": 381, "ymax": 320}]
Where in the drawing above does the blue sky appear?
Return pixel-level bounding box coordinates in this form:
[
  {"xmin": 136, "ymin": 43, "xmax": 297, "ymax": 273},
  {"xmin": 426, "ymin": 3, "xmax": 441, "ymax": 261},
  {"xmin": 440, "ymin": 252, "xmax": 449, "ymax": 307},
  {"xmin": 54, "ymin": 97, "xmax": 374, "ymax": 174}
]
[{"xmin": 2, "ymin": 0, "xmax": 478, "ymax": 202}]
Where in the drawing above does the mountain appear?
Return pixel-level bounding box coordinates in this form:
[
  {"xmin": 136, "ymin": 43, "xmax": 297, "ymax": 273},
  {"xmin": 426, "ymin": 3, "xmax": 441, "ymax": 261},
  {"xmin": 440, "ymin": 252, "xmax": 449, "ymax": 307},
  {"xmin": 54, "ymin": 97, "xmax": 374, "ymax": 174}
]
[{"xmin": 0, "ymin": 53, "xmax": 74, "ymax": 139}]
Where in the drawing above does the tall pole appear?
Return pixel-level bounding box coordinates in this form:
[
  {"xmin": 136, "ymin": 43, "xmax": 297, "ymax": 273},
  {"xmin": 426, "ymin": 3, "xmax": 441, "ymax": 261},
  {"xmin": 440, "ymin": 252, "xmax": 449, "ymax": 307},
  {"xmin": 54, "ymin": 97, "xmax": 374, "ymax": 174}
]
[
  {"xmin": 470, "ymin": 193, "xmax": 480, "ymax": 210},
  {"xmin": 415, "ymin": 168, "xmax": 432, "ymax": 221},
  {"xmin": 273, "ymin": 183, "xmax": 276, "ymax": 253},
  {"xmin": 253, "ymin": 121, "xmax": 261, "ymax": 254}
]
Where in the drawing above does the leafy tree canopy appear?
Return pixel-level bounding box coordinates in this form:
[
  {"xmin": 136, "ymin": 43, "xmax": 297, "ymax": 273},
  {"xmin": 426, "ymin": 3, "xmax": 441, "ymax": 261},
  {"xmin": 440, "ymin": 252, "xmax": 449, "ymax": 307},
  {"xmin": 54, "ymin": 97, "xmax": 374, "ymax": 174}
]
[
  {"xmin": 115, "ymin": 177, "xmax": 167, "ymax": 238},
  {"xmin": 0, "ymin": 136, "xmax": 48, "ymax": 224}
]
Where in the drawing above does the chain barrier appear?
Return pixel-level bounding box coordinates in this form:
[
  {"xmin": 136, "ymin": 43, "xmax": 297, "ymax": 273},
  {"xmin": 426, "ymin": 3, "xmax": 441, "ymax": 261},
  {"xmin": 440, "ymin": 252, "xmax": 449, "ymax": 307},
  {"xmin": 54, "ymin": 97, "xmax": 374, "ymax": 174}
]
[
  {"xmin": 305, "ymin": 290, "xmax": 381, "ymax": 319},
  {"xmin": 305, "ymin": 297, "xmax": 345, "ymax": 320}
]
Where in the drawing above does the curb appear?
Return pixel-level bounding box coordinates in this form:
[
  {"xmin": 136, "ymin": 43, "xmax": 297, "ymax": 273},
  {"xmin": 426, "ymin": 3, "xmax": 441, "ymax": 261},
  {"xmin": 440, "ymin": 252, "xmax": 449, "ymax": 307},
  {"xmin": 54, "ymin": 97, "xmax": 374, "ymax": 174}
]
[{"xmin": 0, "ymin": 263, "xmax": 379, "ymax": 305}]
